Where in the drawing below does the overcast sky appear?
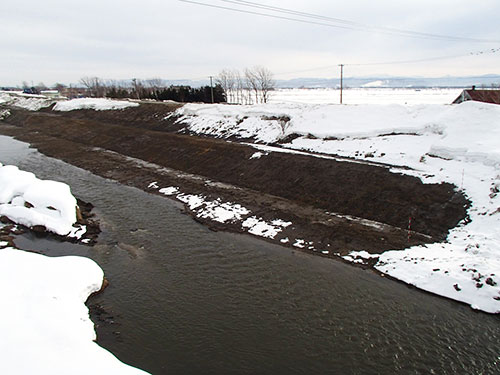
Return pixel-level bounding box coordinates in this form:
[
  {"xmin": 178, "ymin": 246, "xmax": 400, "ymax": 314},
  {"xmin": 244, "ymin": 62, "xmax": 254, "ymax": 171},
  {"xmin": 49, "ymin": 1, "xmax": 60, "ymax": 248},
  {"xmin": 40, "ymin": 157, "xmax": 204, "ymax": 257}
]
[{"xmin": 1, "ymin": 0, "xmax": 499, "ymax": 86}]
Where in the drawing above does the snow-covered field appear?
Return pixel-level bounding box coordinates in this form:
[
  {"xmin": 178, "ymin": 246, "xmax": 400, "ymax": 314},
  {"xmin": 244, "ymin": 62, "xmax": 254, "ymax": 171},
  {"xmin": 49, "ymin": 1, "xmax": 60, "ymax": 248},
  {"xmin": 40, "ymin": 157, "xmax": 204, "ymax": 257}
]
[
  {"xmin": 173, "ymin": 99, "xmax": 500, "ymax": 314},
  {"xmin": 269, "ymin": 88, "xmax": 463, "ymax": 105},
  {"xmin": 0, "ymin": 165, "xmax": 149, "ymax": 374}
]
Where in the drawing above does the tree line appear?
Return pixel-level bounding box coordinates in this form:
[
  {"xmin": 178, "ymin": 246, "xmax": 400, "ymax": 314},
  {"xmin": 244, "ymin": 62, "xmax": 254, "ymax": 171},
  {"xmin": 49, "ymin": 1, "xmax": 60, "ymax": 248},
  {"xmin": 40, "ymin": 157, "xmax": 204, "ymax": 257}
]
[
  {"xmin": 79, "ymin": 77, "xmax": 225, "ymax": 103},
  {"xmin": 11, "ymin": 66, "xmax": 277, "ymax": 105},
  {"xmin": 216, "ymin": 66, "xmax": 275, "ymax": 104}
]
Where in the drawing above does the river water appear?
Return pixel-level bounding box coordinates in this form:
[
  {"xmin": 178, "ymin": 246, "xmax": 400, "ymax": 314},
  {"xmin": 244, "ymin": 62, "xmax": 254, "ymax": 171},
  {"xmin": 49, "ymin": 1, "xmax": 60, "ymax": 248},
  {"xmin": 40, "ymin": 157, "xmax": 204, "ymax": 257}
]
[{"xmin": 1, "ymin": 135, "xmax": 498, "ymax": 374}]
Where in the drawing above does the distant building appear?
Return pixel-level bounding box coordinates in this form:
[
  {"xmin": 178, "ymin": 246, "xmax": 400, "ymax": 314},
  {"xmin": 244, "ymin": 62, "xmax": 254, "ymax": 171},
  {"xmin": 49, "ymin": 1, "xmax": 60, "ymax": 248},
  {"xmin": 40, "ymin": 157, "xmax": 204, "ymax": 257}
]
[
  {"xmin": 40, "ymin": 90, "xmax": 61, "ymax": 98},
  {"xmin": 452, "ymin": 86, "xmax": 500, "ymax": 105}
]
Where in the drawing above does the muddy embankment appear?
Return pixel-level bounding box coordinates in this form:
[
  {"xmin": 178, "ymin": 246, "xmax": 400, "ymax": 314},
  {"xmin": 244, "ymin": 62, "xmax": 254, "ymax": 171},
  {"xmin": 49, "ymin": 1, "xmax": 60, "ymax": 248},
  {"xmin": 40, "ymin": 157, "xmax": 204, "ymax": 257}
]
[{"xmin": 0, "ymin": 103, "xmax": 469, "ymax": 259}]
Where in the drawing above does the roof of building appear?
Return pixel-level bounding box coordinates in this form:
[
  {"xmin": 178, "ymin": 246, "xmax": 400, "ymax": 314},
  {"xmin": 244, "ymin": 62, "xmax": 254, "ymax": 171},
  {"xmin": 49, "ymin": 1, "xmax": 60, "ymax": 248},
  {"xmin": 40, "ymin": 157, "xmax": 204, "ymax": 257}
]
[{"xmin": 453, "ymin": 89, "xmax": 500, "ymax": 105}]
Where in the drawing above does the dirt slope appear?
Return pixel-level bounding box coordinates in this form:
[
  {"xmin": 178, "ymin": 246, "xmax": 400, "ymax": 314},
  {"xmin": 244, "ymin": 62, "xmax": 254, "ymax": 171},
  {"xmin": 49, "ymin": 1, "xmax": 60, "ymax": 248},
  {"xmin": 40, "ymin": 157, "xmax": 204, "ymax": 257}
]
[{"xmin": 0, "ymin": 104, "xmax": 469, "ymax": 257}]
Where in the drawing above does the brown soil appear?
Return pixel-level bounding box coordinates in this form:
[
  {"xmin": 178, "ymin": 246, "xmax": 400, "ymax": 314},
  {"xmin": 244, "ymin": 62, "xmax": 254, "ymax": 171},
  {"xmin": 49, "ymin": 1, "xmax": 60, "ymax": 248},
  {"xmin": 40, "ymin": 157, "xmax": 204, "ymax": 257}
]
[{"xmin": 0, "ymin": 103, "xmax": 469, "ymax": 259}]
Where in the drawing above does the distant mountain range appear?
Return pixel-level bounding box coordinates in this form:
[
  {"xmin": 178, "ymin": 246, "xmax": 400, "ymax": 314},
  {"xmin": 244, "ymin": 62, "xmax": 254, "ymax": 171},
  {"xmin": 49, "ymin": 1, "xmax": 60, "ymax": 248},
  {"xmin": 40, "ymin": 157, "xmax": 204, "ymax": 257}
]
[
  {"xmin": 54, "ymin": 74, "xmax": 500, "ymax": 90},
  {"xmin": 275, "ymin": 74, "xmax": 500, "ymax": 89},
  {"xmin": 160, "ymin": 74, "xmax": 500, "ymax": 89}
]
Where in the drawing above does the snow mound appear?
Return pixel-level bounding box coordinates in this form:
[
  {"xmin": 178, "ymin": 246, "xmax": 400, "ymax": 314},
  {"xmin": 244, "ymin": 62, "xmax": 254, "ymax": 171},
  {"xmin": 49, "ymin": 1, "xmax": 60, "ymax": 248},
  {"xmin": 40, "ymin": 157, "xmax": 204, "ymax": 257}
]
[
  {"xmin": 53, "ymin": 98, "xmax": 139, "ymax": 111},
  {"xmin": 0, "ymin": 91, "xmax": 57, "ymax": 111},
  {"xmin": 0, "ymin": 247, "xmax": 149, "ymax": 374},
  {"xmin": 0, "ymin": 165, "xmax": 79, "ymax": 236},
  {"xmin": 362, "ymin": 80, "xmax": 387, "ymax": 88}
]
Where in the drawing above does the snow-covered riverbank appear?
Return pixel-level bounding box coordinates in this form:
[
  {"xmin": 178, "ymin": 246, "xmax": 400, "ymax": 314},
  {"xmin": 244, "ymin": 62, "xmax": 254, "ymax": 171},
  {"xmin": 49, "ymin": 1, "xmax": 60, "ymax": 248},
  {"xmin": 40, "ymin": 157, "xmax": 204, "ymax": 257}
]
[
  {"xmin": 0, "ymin": 165, "xmax": 149, "ymax": 374},
  {"xmin": 0, "ymin": 246, "xmax": 149, "ymax": 374},
  {"xmin": 2, "ymin": 91, "xmax": 499, "ymax": 313},
  {"xmin": 173, "ymin": 101, "xmax": 500, "ymax": 313}
]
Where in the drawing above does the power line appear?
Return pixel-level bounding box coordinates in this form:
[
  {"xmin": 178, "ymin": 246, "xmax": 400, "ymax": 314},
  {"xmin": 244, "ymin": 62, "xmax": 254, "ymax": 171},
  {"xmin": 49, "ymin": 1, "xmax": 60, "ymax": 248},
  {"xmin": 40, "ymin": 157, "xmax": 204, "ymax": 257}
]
[
  {"xmin": 179, "ymin": 0, "xmax": 355, "ymax": 31},
  {"xmin": 179, "ymin": 0, "xmax": 500, "ymax": 43},
  {"xmin": 349, "ymin": 47, "xmax": 500, "ymax": 66},
  {"xmin": 274, "ymin": 47, "xmax": 500, "ymax": 77},
  {"xmin": 219, "ymin": 0, "xmax": 490, "ymax": 42}
]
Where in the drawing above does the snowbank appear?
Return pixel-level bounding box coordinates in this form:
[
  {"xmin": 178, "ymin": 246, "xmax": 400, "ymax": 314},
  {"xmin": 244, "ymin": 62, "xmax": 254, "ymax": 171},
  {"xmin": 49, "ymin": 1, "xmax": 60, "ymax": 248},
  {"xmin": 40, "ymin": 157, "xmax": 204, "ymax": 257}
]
[
  {"xmin": 53, "ymin": 98, "xmax": 139, "ymax": 111},
  {"xmin": 0, "ymin": 164, "xmax": 83, "ymax": 237},
  {"xmin": 0, "ymin": 91, "xmax": 57, "ymax": 111},
  {"xmin": 172, "ymin": 101, "xmax": 500, "ymax": 313},
  {"xmin": 0, "ymin": 247, "xmax": 149, "ymax": 374},
  {"xmin": 0, "ymin": 91, "xmax": 139, "ymax": 112}
]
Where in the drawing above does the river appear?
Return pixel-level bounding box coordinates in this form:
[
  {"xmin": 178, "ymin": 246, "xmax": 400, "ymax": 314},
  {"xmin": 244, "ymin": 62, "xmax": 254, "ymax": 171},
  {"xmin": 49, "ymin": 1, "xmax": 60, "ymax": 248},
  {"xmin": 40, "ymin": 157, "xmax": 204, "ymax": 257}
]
[{"xmin": 1, "ymin": 135, "xmax": 498, "ymax": 374}]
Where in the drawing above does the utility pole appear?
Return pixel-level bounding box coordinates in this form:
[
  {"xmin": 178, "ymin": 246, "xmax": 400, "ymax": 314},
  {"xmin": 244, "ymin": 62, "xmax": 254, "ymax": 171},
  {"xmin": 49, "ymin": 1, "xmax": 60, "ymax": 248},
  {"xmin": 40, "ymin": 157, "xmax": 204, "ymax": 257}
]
[
  {"xmin": 339, "ymin": 64, "xmax": 344, "ymax": 104},
  {"xmin": 209, "ymin": 76, "xmax": 214, "ymax": 103}
]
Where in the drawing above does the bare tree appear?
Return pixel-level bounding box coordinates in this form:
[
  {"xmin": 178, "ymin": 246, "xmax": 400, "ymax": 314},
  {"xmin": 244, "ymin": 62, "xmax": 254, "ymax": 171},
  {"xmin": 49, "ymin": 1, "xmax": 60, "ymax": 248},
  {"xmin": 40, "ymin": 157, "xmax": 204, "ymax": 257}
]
[
  {"xmin": 36, "ymin": 82, "xmax": 48, "ymax": 92},
  {"xmin": 245, "ymin": 68, "xmax": 259, "ymax": 104},
  {"xmin": 218, "ymin": 66, "xmax": 275, "ymax": 105},
  {"xmin": 243, "ymin": 66, "xmax": 275, "ymax": 104},
  {"xmin": 80, "ymin": 76, "xmax": 104, "ymax": 97},
  {"xmin": 131, "ymin": 78, "xmax": 143, "ymax": 99},
  {"xmin": 234, "ymin": 70, "xmax": 245, "ymax": 104},
  {"xmin": 216, "ymin": 69, "xmax": 236, "ymax": 103},
  {"xmin": 52, "ymin": 82, "xmax": 66, "ymax": 91},
  {"xmin": 253, "ymin": 66, "xmax": 275, "ymax": 103},
  {"xmin": 145, "ymin": 78, "xmax": 165, "ymax": 100}
]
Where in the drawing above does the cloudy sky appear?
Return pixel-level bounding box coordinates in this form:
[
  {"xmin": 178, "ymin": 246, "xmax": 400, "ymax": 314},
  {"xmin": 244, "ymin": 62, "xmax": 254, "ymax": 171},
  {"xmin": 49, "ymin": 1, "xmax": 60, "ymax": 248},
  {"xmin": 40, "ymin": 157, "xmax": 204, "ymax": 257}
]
[{"xmin": 1, "ymin": 0, "xmax": 499, "ymax": 86}]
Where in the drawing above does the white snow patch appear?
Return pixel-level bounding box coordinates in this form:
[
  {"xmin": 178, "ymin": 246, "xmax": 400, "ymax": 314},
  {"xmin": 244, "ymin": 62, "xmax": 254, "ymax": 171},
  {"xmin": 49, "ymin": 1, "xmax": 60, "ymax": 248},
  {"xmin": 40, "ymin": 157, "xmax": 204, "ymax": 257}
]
[
  {"xmin": 250, "ymin": 151, "xmax": 269, "ymax": 159},
  {"xmin": 0, "ymin": 109, "xmax": 10, "ymax": 120},
  {"xmin": 343, "ymin": 250, "xmax": 379, "ymax": 265},
  {"xmin": 159, "ymin": 186, "xmax": 179, "ymax": 196},
  {"xmin": 53, "ymin": 98, "xmax": 139, "ymax": 111},
  {"xmin": 148, "ymin": 181, "xmax": 159, "ymax": 189},
  {"xmin": 177, "ymin": 193, "xmax": 249, "ymax": 223},
  {"xmin": 0, "ymin": 247, "xmax": 149, "ymax": 374},
  {"xmin": 242, "ymin": 216, "xmax": 291, "ymax": 239},
  {"xmin": 176, "ymin": 193, "xmax": 205, "ymax": 210},
  {"xmin": 293, "ymin": 239, "xmax": 305, "ymax": 248},
  {"xmin": 0, "ymin": 165, "xmax": 81, "ymax": 236},
  {"xmin": 197, "ymin": 200, "xmax": 250, "ymax": 223}
]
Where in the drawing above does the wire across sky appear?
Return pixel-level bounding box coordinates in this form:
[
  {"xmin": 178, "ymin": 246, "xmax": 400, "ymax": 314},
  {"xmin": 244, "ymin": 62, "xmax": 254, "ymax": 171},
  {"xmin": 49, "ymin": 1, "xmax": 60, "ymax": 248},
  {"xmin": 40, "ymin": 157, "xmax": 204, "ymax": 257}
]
[{"xmin": 179, "ymin": 0, "xmax": 500, "ymax": 43}]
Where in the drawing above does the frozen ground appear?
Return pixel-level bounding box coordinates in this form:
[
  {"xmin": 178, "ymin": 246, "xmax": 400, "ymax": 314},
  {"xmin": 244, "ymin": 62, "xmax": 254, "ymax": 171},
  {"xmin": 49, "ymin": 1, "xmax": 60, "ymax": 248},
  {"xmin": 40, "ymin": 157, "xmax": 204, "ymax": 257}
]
[{"xmin": 173, "ymin": 99, "xmax": 500, "ymax": 314}]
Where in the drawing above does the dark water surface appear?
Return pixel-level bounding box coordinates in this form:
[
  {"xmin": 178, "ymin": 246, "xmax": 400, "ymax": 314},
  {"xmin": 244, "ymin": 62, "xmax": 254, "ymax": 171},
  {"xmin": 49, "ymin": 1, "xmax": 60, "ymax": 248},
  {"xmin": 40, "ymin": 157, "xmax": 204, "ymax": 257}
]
[{"xmin": 1, "ymin": 136, "xmax": 498, "ymax": 375}]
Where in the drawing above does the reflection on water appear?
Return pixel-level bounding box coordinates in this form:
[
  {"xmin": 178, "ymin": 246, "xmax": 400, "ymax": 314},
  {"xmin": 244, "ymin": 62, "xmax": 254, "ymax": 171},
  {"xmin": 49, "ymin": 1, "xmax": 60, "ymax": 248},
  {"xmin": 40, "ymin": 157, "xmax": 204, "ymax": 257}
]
[{"xmin": 2, "ymin": 135, "xmax": 499, "ymax": 375}]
